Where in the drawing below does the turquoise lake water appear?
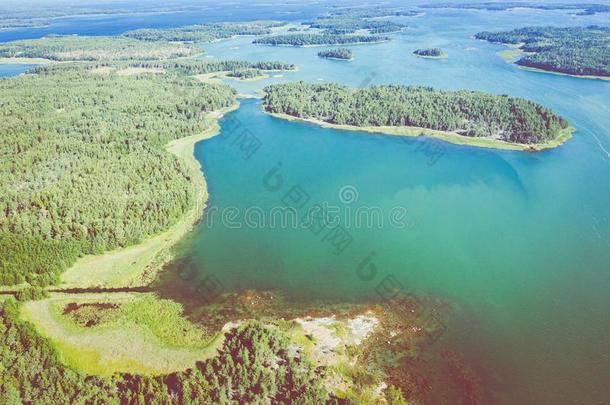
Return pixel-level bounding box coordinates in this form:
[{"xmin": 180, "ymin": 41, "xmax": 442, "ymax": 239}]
[
  {"xmin": 175, "ymin": 8, "xmax": 610, "ymax": 405},
  {"xmin": 1, "ymin": 4, "xmax": 609, "ymax": 404}
]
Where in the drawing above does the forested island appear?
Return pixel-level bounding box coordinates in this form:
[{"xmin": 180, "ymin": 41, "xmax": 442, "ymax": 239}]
[
  {"xmin": 226, "ymin": 68, "xmax": 265, "ymax": 80},
  {"xmin": 476, "ymin": 26, "xmax": 610, "ymax": 78},
  {"xmin": 413, "ymin": 48, "xmax": 448, "ymax": 59},
  {"xmin": 318, "ymin": 48, "xmax": 353, "ymax": 60},
  {"xmin": 420, "ymin": 2, "xmax": 610, "ymax": 15},
  {"xmin": 123, "ymin": 21, "xmax": 285, "ymax": 43},
  {"xmin": 99, "ymin": 59, "xmax": 296, "ymax": 75},
  {"xmin": 308, "ymin": 18, "xmax": 405, "ymax": 35},
  {"xmin": 0, "ymin": 18, "xmax": 48, "ymax": 29},
  {"xmin": 253, "ymin": 34, "xmax": 389, "ymax": 46},
  {"xmin": 302, "ymin": 5, "xmax": 418, "ymax": 34},
  {"xmin": 262, "ymin": 82, "xmax": 572, "ymax": 148},
  {"xmin": 0, "ymin": 35, "xmax": 195, "ymax": 61}
]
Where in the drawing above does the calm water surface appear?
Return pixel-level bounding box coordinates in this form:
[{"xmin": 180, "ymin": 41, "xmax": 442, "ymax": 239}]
[{"xmin": 178, "ymin": 8, "xmax": 610, "ymax": 405}]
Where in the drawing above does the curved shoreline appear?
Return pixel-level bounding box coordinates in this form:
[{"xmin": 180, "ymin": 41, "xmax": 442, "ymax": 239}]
[
  {"xmin": 263, "ymin": 110, "xmax": 574, "ymax": 151},
  {"xmin": 493, "ymin": 44, "xmax": 610, "ymax": 81},
  {"xmin": 59, "ymin": 104, "xmax": 239, "ymax": 290}
]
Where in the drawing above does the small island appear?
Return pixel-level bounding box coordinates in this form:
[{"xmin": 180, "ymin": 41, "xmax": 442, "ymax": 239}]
[
  {"xmin": 476, "ymin": 26, "xmax": 610, "ymax": 79},
  {"xmin": 413, "ymin": 48, "xmax": 448, "ymax": 59},
  {"xmin": 317, "ymin": 48, "xmax": 353, "ymax": 60},
  {"xmin": 225, "ymin": 68, "xmax": 267, "ymax": 81},
  {"xmin": 262, "ymin": 82, "xmax": 573, "ymax": 150},
  {"xmin": 253, "ymin": 33, "xmax": 389, "ymax": 47}
]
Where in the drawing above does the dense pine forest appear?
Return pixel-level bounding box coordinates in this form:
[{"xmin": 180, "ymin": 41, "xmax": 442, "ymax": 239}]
[
  {"xmin": 263, "ymin": 82, "xmax": 570, "ymax": 144},
  {"xmin": 476, "ymin": 26, "xmax": 610, "ymax": 77},
  {"xmin": 226, "ymin": 68, "xmax": 263, "ymax": 79},
  {"xmin": 253, "ymin": 33, "xmax": 389, "ymax": 46},
  {"xmin": 0, "ymin": 64, "xmax": 239, "ymax": 286},
  {"xmin": 0, "ymin": 35, "xmax": 195, "ymax": 61},
  {"xmin": 123, "ymin": 21, "xmax": 286, "ymax": 43},
  {"xmin": 318, "ymin": 48, "xmax": 353, "ymax": 60},
  {"xmin": 0, "ymin": 300, "xmax": 332, "ymax": 404}
]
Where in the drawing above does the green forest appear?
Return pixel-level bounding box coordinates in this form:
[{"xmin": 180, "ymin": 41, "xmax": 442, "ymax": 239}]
[
  {"xmin": 253, "ymin": 33, "xmax": 389, "ymax": 46},
  {"xmin": 322, "ymin": 6, "xmax": 420, "ymax": 19},
  {"xmin": 308, "ymin": 18, "xmax": 405, "ymax": 35},
  {"xmin": 0, "ymin": 63, "xmax": 239, "ymax": 286},
  {"xmin": 56, "ymin": 59, "xmax": 296, "ymax": 75},
  {"xmin": 318, "ymin": 48, "xmax": 353, "ymax": 60},
  {"xmin": 123, "ymin": 21, "xmax": 286, "ymax": 43},
  {"xmin": 476, "ymin": 26, "xmax": 610, "ymax": 77},
  {"xmin": 0, "ymin": 300, "xmax": 335, "ymax": 404},
  {"xmin": 226, "ymin": 69, "xmax": 263, "ymax": 79},
  {"xmin": 263, "ymin": 82, "xmax": 570, "ymax": 144},
  {"xmin": 0, "ymin": 35, "xmax": 196, "ymax": 61}
]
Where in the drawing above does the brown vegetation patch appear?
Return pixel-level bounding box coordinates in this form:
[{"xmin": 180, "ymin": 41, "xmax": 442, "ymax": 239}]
[{"xmin": 63, "ymin": 302, "xmax": 119, "ymax": 327}]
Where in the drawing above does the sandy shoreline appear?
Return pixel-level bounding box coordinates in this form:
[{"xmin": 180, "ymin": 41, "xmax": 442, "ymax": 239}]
[{"xmin": 263, "ymin": 110, "xmax": 574, "ymax": 151}]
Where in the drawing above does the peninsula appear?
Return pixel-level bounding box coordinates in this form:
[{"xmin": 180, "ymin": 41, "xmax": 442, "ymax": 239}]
[{"xmin": 476, "ymin": 26, "xmax": 610, "ymax": 79}]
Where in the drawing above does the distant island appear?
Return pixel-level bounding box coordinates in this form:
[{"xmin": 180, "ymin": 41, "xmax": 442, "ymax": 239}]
[
  {"xmin": 309, "ymin": 19, "xmax": 405, "ymax": 35},
  {"xmin": 225, "ymin": 68, "xmax": 266, "ymax": 81},
  {"xmin": 253, "ymin": 34, "xmax": 389, "ymax": 47},
  {"xmin": 0, "ymin": 35, "xmax": 195, "ymax": 61},
  {"xmin": 420, "ymin": 2, "xmax": 610, "ymax": 16},
  {"xmin": 123, "ymin": 21, "xmax": 285, "ymax": 43},
  {"xmin": 413, "ymin": 48, "xmax": 447, "ymax": 59},
  {"xmin": 476, "ymin": 26, "xmax": 610, "ymax": 79},
  {"xmin": 262, "ymin": 82, "xmax": 573, "ymax": 150},
  {"xmin": 318, "ymin": 48, "xmax": 353, "ymax": 60}
]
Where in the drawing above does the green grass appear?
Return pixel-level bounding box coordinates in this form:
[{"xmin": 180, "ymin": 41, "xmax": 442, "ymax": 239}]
[
  {"xmin": 497, "ymin": 48, "xmax": 523, "ymax": 62},
  {"xmin": 20, "ymin": 292, "xmax": 223, "ymax": 376}
]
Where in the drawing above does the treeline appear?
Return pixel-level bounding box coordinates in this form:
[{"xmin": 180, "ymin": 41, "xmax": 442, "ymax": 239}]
[
  {"xmin": 476, "ymin": 26, "xmax": 610, "ymax": 77},
  {"xmin": 0, "ymin": 35, "xmax": 195, "ymax": 61},
  {"xmin": 0, "ymin": 64, "xmax": 237, "ymax": 286},
  {"xmin": 78, "ymin": 60, "xmax": 296, "ymax": 75},
  {"xmin": 123, "ymin": 21, "xmax": 286, "ymax": 43},
  {"xmin": 414, "ymin": 48, "xmax": 446, "ymax": 57},
  {"xmin": 253, "ymin": 33, "xmax": 389, "ymax": 46},
  {"xmin": 226, "ymin": 69, "xmax": 263, "ymax": 79},
  {"xmin": 421, "ymin": 2, "xmax": 610, "ymax": 15},
  {"xmin": 0, "ymin": 18, "xmax": 48, "ymax": 29},
  {"xmin": 309, "ymin": 18, "xmax": 405, "ymax": 35},
  {"xmin": 324, "ymin": 6, "xmax": 420, "ymax": 19},
  {"xmin": 318, "ymin": 48, "xmax": 353, "ymax": 60},
  {"xmin": 0, "ymin": 300, "xmax": 331, "ymax": 404},
  {"xmin": 263, "ymin": 82, "xmax": 570, "ymax": 144}
]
